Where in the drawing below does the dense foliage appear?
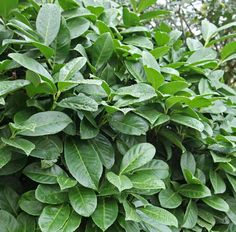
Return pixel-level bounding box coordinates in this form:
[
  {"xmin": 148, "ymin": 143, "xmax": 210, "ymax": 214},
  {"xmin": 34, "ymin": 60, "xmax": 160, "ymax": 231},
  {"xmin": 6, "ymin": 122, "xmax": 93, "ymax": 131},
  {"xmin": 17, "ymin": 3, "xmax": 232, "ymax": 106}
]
[{"xmin": 1, "ymin": 0, "xmax": 236, "ymax": 231}]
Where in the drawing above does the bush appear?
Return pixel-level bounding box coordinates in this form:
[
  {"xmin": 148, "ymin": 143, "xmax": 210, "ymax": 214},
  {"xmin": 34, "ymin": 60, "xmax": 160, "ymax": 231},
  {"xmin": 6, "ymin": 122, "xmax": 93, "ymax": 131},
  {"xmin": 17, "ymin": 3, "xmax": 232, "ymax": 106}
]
[{"xmin": 0, "ymin": 0, "xmax": 236, "ymax": 231}]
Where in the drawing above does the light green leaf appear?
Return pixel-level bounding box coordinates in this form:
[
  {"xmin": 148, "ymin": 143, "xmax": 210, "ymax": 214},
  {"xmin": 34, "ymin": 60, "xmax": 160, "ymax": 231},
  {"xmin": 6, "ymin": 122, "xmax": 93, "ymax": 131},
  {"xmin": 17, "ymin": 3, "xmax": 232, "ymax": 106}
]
[
  {"xmin": 179, "ymin": 184, "xmax": 211, "ymax": 198},
  {"xmin": 91, "ymin": 32, "xmax": 113, "ymax": 70},
  {"xmin": 187, "ymin": 48, "xmax": 217, "ymax": 64},
  {"xmin": 38, "ymin": 205, "xmax": 70, "ymax": 232},
  {"xmin": 0, "ymin": 0, "xmax": 18, "ymax": 18},
  {"xmin": 57, "ymin": 94, "xmax": 98, "ymax": 112},
  {"xmin": 106, "ymin": 172, "xmax": 133, "ymax": 192},
  {"xmin": 123, "ymin": 36, "xmax": 153, "ymax": 49},
  {"xmin": 137, "ymin": 205, "xmax": 178, "ymax": 227},
  {"xmin": 8, "ymin": 53, "xmax": 54, "ymax": 83},
  {"xmin": 129, "ymin": 172, "xmax": 165, "ymax": 190},
  {"xmin": 221, "ymin": 41, "xmax": 236, "ymax": 60},
  {"xmin": 158, "ymin": 81, "xmax": 189, "ymax": 95},
  {"xmin": 36, "ymin": 3, "xmax": 61, "ymax": 45},
  {"xmin": 92, "ymin": 198, "xmax": 118, "ymax": 231},
  {"xmin": 171, "ymin": 114, "xmax": 204, "ymax": 132},
  {"xmin": 67, "ymin": 17, "xmax": 90, "ymax": 39},
  {"xmin": 202, "ymin": 196, "xmax": 229, "ymax": 212},
  {"xmin": 137, "ymin": 0, "xmax": 157, "ymax": 13},
  {"xmin": 1, "ymin": 137, "xmax": 35, "ymax": 156},
  {"xmin": 58, "ymin": 57, "xmax": 87, "ymax": 82},
  {"xmin": 201, "ymin": 19, "xmax": 217, "ymax": 42},
  {"xmin": 182, "ymin": 200, "xmax": 198, "ymax": 229},
  {"xmin": 69, "ymin": 186, "xmax": 97, "ymax": 217},
  {"xmin": 159, "ymin": 188, "xmax": 182, "ymax": 209},
  {"xmin": 120, "ymin": 143, "xmax": 155, "ymax": 174},
  {"xmin": 18, "ymin": 111, "xmax": 72, "ymax": 136},
  {"xmin": 56, "ymin": 175, "xmax": 77, "ymax": 191},
  {"xmin": 35, "ymin": 184, "xmax": 67, "ymax": 204},
  {"xmin": 209, "ymin": 170, "xmax": 226, "ymax": 194},
  {"xmin": 133, "ymin": 159, "xmax": 169, "ymax": 179},
  {"xmin": 0, "ymin": 80, "xmax": 30, "ymax": 97},
  {"xmin": 64, "ymin": 138, "xmax": 103, "ymax": 190}
]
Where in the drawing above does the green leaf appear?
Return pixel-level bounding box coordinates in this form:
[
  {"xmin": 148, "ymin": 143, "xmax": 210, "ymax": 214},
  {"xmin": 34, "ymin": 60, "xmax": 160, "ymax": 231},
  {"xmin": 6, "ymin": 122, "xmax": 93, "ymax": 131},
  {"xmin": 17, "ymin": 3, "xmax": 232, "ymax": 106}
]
[
  {"xmin": 171, "ymin": 114, "xmax": 204, "ymax": 132},
  {"xmin": 8, "ymin": 53, "xmax": 54, "ymax": 83},
  {"xmin": 144, "ymin": 67, "xmax": 164, "ymax": 89},
  {"xmin": 38, "ymin": 205, "xmax": 70, "ymax": 232},
  {"xmin": 19, "ymin": 190, "xmax": 44, "ymax": 216},
  {"xmin": 0, "ymin": 210, "xmax": 19, "ymax": 232},
  {"xmin": 159, "ymin": 188, "xmax": 182, "ymax": 209},
  {"xmin": 158, "ymin": 81, "xmax": 189, "ymax": 95},
  {"xmin": 67, "ymin": 17, "xmax": 90, "ymax": 39},
  {"xmin": 106, "ymin": 172, "xmax": 133, "ymax": 192},
  {"xmin": 201, "ymin": 19, "xmax": 217, "ymax": 43},
  {"xmin": 182, "ymin": 200, "xmax": 198, "ymax": 229},
  {"xmin": 17, "ymin": 213, "xmax": 36, "ymax": 232},
  {"xmin": 35, "ymin": 184, "xmax": 68, "ymax": 204},
  {"xmin": 137, "ymin": 0, "xmax": 157, "ymax": 13},
  {"xmin": 18, "ymin": 111, "xmax": 72, "ymax": 136},
  {"xmin": 56, "ymin": 175, "xmax": 77, "ymax": 191},
  {"xmin": 0, "ymin": 0, "xmax": 18, "ymax": 18},
  {"xmin": 0, "ymin": 148, "xmax": 12, "ymax": 168},
  {"xmin": 69, "ymin": 186, "xmax": 97, "ymax": 217},
  {"xmin": 202, "ymin": 196, "xmax": 229, "ymax": 212},
  {"xmin": 64, "ymin": 138, "xmax": 103, "ymax": 190},
  {"xmin": 209, "ymin": 170, "xmax": 226, "ymax": 194},
  {"xmin": 58, "ymin": 57, "xmax": 87, "ymax": 82},
  {"xmin": 0, "ymin": 186, "xmax": 19, "ymax": 216},
  {"xmin": 221, "ymin": 41, "xmax": 236, "ymax": 60},
  {"xmin": 80, "ymin": 118, "xmax": 99, "ymax": 139},
  {"xmin": 133, "ymin": 159, "xmax": 169, "ymax": 179},
  {"xmin": 179, "ymin": 184, "xmax": 211, "ymax": 198},
  {"xmin": 187, "ymin": 48, "xmax": 217, "ymax": 64},
  {"xmin": 137, "ymin": 205, "xmax": 178, "ymax": 227},
  {"xmin": 92, "ymin": 198, "xmax": 118, "ymax": 231},
  {"xmin": 58, "ymin": 0, "xmax": 79, "ymax": 10},
  {"xmin": 91, "ymin": 32, "xmax": 113, "ymax": 70},
  {"xmin": 0, "ymin": 80, "xmax": 30, "ymax": 97},
  {"xmin": 123, "ymin": 36, "xmax": 153, "ymax": 49},
  {"xmin": 181, "ymin": 152, "xmax": 196, "ymax": 182},
  {"xmin": 1, "ymin": 137, "xmax": 35, "ymax": 156},
  {"xmin": 23, "ymin": 162, "xmax": 65, "ymax": 184},
  {"xmin": 140, "ymin": 9, "xmax": 170, "ymax": 21},
  {"xmin": 125, "ymin": 60, "xmax": 146, "ymax": 82},
  {"xmin": 120, "ymin": 143, "xmax": 155, "ymax": 174},
  {"xmin": 57, "ymin": 94, "xmax": 98, "ymax": 112},
  {"xmin": 36, "ymin": 3, "xmax": 61, "ymax": 45},
  {"xmin": 123, "ymin": 7, "xmax": 139, "ymax": 27},
  {"xmin": 129, "ymin": 172, "xmax": 165, "ymax": 190},
  {"xmin": 110, "ymin": 112, "xmax": 149, "ymax": 136},
  {"xmin": 58, "ymin": 210, "xmax": 81, "ymax": 232},
  {"xmin": 89, "ymin": 134, "xmax": 115, "ymax": 169}
]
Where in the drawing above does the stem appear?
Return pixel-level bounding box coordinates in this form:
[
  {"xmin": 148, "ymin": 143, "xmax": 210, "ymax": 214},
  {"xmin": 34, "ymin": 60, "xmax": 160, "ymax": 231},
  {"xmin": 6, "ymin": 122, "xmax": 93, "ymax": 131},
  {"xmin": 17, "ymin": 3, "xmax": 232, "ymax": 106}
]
[{"xmin": 51, "ymin": 90, "xmax": 61, "ymax": 110}]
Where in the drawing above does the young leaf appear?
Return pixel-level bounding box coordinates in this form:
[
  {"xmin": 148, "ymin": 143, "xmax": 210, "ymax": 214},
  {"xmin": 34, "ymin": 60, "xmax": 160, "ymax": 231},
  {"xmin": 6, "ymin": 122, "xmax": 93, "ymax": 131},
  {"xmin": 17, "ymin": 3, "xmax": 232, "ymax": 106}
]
[{"xmin": 106, "ymin": 172, "xmax": 133, "ymax": 192}]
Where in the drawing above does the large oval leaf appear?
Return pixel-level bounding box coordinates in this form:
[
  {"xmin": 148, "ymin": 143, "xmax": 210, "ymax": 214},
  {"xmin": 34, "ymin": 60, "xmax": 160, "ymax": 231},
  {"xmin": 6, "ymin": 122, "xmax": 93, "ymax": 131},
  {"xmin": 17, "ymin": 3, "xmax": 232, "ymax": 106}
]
[
  {"xmin": 36, "ymin": 4, "xmax": 61, "ymax": 45},
  {"xmin": 18, "ymin": 111, "xmax": 72, "ymax": 136},
  {"xmin": 110, "ymin": 112, "xmax": 149, "ymax": 136},
  {"xmin": 0, "ymin": 210, "xmax": 19, "ymax": 232},
  {"xmin": 179, "ymin": 184, "xmax": 211, "ymax": 198},
  {"xmin": 0, "ymin": 80, "xmax": 30, "ymax": 97},
  {"xmin": 89, "ymin": 133, "xmax": 115, "ymax": 169},
  {"xmin": 35, "ymin": 184, "xmax": 68, "ymax": 204},
  {"xmin": 159, "ymin": 188, "xmax": 182, "ymax": 209},
  {"xmin": 91, "ymin": 32, "xmax": 113, "ymax": 70},
  {"xmin": 69, "ymin": 186, "xmax": 97, "ymax": 217},
  {"xmin": 137, "ymin": 205, "xmax": 178, "ymax": 227},
  {"xmin": 120, "ymin": 143, "xmax": 155, "ymax": 174},
  {"xmin": 92, "ymin": 198, "xmax": 118, "ymax": 231},
  {"xmin": 38, "ymin": 205, "xmax": 70, "ymax": 232},
  {"xmin": 202, "ymin": 196, "xmax": 229, "ymax": 212},
  {"xmin": 23, "ymin": 162, "xmax": 65, "ymax": 184},
  {"xmin": 64, "ymin": 138, "xmax": 103, "ymax": 190}
]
